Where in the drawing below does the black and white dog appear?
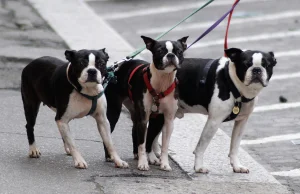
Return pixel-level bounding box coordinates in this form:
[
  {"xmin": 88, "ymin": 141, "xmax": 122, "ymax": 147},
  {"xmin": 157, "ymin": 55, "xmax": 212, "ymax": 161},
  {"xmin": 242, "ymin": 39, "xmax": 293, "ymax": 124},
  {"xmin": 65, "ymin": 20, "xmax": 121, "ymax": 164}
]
[
  {"xmin": 104, "ymin": 36, "xmax": 188, "ymax": 171},
  {"xmin": 21, "ymin": 49, "xmax": 128, "ymax": 169},
  {"xmin": 145, "ymin": 48, "xmax": 277, "ymax": 173}
]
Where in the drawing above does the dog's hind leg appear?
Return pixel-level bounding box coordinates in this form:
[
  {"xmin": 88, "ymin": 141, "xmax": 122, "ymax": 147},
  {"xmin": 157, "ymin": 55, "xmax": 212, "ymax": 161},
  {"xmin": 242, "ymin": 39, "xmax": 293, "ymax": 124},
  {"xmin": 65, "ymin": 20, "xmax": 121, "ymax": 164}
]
[
  {"xmin": 229, "ymin": 117, "xmax": 249, "ymax": 173},
  {"xmin": 194, "ymin": 117, "xmax": 223, "ymax": 173},
  {"xmin": 147, "ymin": 115, "xmax": 164, "ymax": 165},
  {"xmin": 21, "ymin": 83, "xmax": 41, "ymax": 158},
  {"xmin": 104, "ymin": 85, "xmax": 123, "ymax": 161}
]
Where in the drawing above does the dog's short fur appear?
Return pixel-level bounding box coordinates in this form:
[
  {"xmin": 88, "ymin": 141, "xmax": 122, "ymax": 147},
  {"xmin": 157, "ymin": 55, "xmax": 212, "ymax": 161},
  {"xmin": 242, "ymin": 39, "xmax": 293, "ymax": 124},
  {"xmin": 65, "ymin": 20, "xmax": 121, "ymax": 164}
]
[
  {"xmin": 21, "ymin": 49, "xmax": 128, "ymax": 169},
  {"xmin": 104, "ymin": 36, "xmax": 188, "ymax": 171},
  {"xmin": 145, "ymin": 48, "xmax": 277, "ymax": 173}
]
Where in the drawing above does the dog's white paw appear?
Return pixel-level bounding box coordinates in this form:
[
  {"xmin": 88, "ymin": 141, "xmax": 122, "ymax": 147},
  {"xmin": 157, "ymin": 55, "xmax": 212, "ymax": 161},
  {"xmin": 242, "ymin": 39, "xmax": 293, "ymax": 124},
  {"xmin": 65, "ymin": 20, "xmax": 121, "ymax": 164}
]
[
  {"xmin": 233, "ymin": 166, "xmax": 249, "ymax": 173},
  {"xmin": 138, "ymin": 156, "xmax": 149, "ymax": 171},
  {"xmin": 114, "ymin": 159, "xmax": 129, "ymax": 169},
  {"xmin": 74, "ymin": 159, "xmax": 88, "ymax": 169},
  {"xmin": 29, "ymin": 144, "xmax": 41, "ymax": 158},
  {"xmin": 195, "ymin": 167, "xmax": 209, "ymax": 174},
  {"xmin": 160, "ymin": 163, "xmax": 172, "ymax": 171},
  {"xmin": 148, "ymin": 152, "xmax": 160, "ymax": 166}
]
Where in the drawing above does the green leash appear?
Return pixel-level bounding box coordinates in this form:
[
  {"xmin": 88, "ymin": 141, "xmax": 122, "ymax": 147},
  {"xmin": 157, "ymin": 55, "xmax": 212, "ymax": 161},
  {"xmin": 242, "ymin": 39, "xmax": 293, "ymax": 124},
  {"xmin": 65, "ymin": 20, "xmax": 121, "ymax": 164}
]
[{"xmin": 126, "ymin": 0, "xmax": 215, "ymax": 59}]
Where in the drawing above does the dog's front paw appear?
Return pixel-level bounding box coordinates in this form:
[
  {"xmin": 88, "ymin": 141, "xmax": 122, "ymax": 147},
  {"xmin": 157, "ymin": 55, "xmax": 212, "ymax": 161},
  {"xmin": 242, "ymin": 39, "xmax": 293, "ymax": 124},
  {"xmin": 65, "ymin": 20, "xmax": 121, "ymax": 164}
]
[
  {"xmin": 138, "ymin": 156, "xmax": 149, "ymax": 171},
  {"xmin": 160, "ymin": 163, "xmax": 172, "ymax": 171},
  {"xmin": 74, "ymin": 158, "xmax": 88, "ymax": 169},
  {"xmin": 148, "ymin": 152, "xmax": 160, "ymax": 166},
  {"xmin": 195, "ymin": 167, "xmax": 209, "ymax": 174},
  {"xmin": 29, "ymin": 144, "xmax": 41, "ymax": 158},
  {"xmin": 233, "ymin": 166, "xmax": 249, "ymax": 173},
  {"xmin": 115, "ymin": 160, "xmax": 129, "ymax": 169}
]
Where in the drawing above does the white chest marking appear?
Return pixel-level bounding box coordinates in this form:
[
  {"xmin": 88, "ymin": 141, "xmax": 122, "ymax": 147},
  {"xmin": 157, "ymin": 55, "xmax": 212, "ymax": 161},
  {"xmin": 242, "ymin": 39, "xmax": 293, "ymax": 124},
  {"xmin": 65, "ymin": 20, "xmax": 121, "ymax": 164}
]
[{"xmin": 61, "ymin": 90, "xmax": 105, "ymax": 121}]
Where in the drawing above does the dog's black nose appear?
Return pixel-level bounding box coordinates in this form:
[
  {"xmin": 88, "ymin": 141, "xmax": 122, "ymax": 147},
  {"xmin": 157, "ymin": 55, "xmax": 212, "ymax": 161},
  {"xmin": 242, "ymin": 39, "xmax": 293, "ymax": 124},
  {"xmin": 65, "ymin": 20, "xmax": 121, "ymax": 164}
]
[
  {"xmin": 252, "ymin": 67, "xmax": 262, "ymax": 75},
  {"xmin": 166, "ymin": 53, "xmax": 175, "ymax": 60},
  {"xmin": 87, "ymin": 69, "xmax": 97, "ymax": 76}
]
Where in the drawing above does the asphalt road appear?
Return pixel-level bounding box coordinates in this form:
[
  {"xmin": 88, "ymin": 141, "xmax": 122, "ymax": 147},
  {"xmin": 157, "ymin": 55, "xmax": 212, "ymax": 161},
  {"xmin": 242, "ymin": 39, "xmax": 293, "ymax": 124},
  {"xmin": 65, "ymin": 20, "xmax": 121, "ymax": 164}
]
[{"xmin": 87, "ymin": 0, "xmax": 300, "ymax": 193}]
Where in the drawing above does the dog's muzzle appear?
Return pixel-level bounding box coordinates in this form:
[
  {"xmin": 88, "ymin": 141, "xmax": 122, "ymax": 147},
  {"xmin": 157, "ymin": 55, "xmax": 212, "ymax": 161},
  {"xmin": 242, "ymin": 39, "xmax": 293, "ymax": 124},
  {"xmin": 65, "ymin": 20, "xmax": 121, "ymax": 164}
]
[
  {"xmin": 248, "ymin": 68, "xmax": 267, "ymax": 86},
  {"xmin": 86, "ymin": 69, "xmax": 100, "ymax": 83}
]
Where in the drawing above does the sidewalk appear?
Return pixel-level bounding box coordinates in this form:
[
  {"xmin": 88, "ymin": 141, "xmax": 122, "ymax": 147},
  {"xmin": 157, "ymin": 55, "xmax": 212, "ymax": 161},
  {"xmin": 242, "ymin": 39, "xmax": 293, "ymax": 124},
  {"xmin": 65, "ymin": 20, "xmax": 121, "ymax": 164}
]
[
  {"xmin": 0, "ymin": 0, "xmax": 292, "ymax": 193},
  {"xmin": 0, "ymin": 0, "xmax": 67, "ymax": 89}
]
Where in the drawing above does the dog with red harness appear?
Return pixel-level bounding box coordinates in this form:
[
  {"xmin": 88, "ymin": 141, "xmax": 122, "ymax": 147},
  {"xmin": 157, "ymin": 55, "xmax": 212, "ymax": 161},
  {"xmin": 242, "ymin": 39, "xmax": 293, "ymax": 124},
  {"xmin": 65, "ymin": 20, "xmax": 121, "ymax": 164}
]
[{"xmin": 104, "ymin": 35, "xmax": 188, "ymax": 171}]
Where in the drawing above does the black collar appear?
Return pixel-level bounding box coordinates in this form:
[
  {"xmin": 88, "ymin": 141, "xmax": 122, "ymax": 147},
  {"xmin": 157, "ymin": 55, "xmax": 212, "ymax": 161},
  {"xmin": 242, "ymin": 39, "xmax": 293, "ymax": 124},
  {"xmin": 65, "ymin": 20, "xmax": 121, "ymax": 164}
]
[{"xmin": 224, "ymin": 62, "xmax": 254, "ymax": 103}]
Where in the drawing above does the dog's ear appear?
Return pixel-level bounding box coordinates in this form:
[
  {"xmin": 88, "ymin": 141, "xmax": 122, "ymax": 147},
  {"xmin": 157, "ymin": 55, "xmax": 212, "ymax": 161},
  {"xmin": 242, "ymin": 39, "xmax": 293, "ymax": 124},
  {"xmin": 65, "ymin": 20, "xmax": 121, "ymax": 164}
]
[
  {"xmin": 178, "ymin": 36, "xmax": 189, "ymax": 50},
  {"xmin": 141, "ymin": 36, "xmax": 156, "ymax": 50},
  {"xmin": 269, "ymin": 51, "xmax": 277, "ymax": 66},
  {"xmin": 225, "ymin": 48, "xmax": 243, "ymax": 62},
  {"xmin": 99, "ymin": 48, "xmax": 109, "ymax": 61},
  {"xmin": 65, "ymin": 50, "xmax": 77, "ymax": 62}
]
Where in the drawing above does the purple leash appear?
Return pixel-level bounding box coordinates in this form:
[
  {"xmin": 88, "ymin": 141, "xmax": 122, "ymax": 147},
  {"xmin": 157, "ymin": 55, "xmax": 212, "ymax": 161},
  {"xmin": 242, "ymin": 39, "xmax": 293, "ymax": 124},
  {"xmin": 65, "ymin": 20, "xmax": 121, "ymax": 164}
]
[{"xmin": 187, "ymin": 0, "xmax": 240, "ymax": 49}]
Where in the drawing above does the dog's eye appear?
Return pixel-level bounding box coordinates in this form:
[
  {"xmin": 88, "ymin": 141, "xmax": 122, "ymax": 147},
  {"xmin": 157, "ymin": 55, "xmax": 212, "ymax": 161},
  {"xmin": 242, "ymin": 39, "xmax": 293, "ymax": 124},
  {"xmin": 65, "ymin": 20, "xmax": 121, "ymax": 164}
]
[
  {"xmin": 158, "ymin": 49, "xmax": 164, "ymax": 55},
  {"xmin": 80, "ymin": 60, "xmax": 88, "ymax": 66}
]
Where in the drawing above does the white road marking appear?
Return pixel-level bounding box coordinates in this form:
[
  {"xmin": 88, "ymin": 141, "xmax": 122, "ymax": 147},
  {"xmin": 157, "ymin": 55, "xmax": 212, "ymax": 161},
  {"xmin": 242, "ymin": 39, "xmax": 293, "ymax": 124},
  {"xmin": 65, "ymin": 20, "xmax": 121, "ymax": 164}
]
[
  {"xmin": 271, "ymin": 169, "xmax": 300, "ymax": 177},
  {"xmin": 272, "ymin": 72, "xmax": 300, "ymax": 80},
  {"xmin": 241, "ymin": 133, "xmax": 300, "ymax": 145},
  {"xmin": 102, "ymin": 0, "xmax": 275, "ymax": 20},
  {"xmin": 139, "ymin": 10, "xmax": 300, "ymax": 35},
  {"xmin": 275, "ymin": 49, "xmax": 300, "ymax": 58},
  {"xmin": 191, "ymin": 30, "xmax": 300, "ymax": 48},
  {"xmin": 253, "ymin": 102, "xmax": 300, "ymax": 113}
]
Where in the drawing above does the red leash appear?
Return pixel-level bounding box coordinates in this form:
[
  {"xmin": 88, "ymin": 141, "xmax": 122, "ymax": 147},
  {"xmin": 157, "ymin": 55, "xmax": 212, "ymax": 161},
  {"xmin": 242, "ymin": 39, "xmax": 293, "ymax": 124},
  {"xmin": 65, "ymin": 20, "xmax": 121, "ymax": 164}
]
[{"xmin": 224, "ymin": 0, "xmax": 240, "ymax": 57}]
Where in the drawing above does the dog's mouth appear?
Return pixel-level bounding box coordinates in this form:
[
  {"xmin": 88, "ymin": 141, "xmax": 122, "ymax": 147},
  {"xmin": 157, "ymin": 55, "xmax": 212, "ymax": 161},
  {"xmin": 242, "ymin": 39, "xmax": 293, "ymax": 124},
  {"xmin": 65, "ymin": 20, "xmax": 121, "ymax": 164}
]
[
  {"xmin": 163, "ymin": 61, "xmax": 180, "ymax": 70},
  {"xmin": 85, "ymin": 77, "xmax": 100, "ymax": 84},
  {"xmin": 246, "ymin": 77, "xmax": 267, "ymax": 87}
]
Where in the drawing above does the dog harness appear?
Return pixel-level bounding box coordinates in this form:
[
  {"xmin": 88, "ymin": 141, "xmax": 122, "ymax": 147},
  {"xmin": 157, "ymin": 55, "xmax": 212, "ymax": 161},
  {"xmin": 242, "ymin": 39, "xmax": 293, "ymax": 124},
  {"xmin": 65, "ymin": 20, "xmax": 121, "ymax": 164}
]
[
  {"xmin": 128, "ymin": 64, "xmax": 177, "ymax": 116},
  {"xmin": 66, "ymin": 63, "xmax": 104, "ymax": 116},
  {"xmin": 200, "ymin": 60, "xmax": 254, "ymax": 122}
]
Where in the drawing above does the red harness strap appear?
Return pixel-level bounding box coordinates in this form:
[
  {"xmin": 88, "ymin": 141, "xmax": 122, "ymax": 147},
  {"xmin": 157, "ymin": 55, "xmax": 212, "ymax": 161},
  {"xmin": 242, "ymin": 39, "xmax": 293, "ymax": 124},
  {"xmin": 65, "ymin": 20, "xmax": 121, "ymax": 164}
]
[
  {"xmin": 128, "ymin": 64, "xmax": 144, "ymax": 101},
  {"xmin": 142, "ymin": 68, "xmax": 177, "ymax": 101},
  {"xmin": 128, "ymin": 65, "xmax": 177, "ymax": 117}
]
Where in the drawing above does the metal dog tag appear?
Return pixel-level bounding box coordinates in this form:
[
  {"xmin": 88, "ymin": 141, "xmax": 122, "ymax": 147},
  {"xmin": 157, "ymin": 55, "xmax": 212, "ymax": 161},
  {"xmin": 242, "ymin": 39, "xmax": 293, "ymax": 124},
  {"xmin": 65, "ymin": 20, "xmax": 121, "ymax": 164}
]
[
  {"xmin": 151, "ymin": 104, "xmax": 158, "ymax": 112},
  {"xmin": 232, "ymin": 106, "xmax": 240, "ymax": 114}
]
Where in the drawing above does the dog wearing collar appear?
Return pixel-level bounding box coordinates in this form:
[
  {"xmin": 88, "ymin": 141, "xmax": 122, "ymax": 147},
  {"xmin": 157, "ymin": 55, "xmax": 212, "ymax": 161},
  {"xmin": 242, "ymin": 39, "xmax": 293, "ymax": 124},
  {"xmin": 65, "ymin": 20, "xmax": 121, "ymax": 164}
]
[
  {"xmin": 21, "ymin": 49, "xmax": 128, "ymax": 169},
  {"xmin": 145, "ymin": 48, "xmax": 277, "ymax": 173},
  {"xmin": 104, "ymin": 36, "xmax": 188, "ymax": 171}
]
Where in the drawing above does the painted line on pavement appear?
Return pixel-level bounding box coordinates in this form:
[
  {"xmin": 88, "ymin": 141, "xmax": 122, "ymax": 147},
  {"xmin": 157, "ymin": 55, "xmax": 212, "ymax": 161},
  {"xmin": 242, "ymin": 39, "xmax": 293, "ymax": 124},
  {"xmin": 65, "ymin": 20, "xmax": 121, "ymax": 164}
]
[
  {"xmin": 271, "ymin": 169, "xmax": 300, "ymax": 177},
  {"xmin": 272, "ymin": 72, "xmax": 300, "ymax": 80},
  {"xmin": 241, "ymin": 133, "xmax": 300, "ymax": 145},
  {"xmin": 28, "ymin": 0, "xmax": 284, "ymax": 185},
  {"xmin": 275, "ymin": 49, "xmax": 300, "ymax": 58},
  {"xmin": 190, "ymin": 30, "xmax": 300, "ymax": 48},
  {"xmin": 138, "ymin": 10, "xmax": 300, "ymax": 35},
  {"xmin": 253, "ymin": 102, "xmax": 300, "ymax": 113},
  {"xmin": 102, "ymin": 0, "xmax": 275, "ymax": 20}
]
